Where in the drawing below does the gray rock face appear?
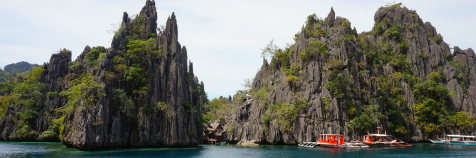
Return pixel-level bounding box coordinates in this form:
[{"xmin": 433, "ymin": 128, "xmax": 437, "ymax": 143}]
[
  {"xmin": 224, "ymin": 6, "xmax": 476, "ymax": 144},
  {"xmin": 0, "ymin": 50, "xmax": 71, "ymax": 141},
  {"xmin": 140, "ymin": 0, "xmax": 158, "ymax": 34},
  {"xmin": 0, "ymin": 104, "xmax": 26, "ymax": 140},
  {"xmin": 38, "ymin": 51, "xmax": 72, "ymax": 139},
  {"xmin": 60, "ymin": 1, "xmax": 205, "ymax": 150},
  {"xmin": 325, "ymin": 7, "xmax": 335, "ymax": 26},
  {"xmin": 450, "ymin": 47, "xmax": 476, "ymax": 114},
  {"xmin": 0, "ymin": 0, "xmax": 206, "ymax": 150}
]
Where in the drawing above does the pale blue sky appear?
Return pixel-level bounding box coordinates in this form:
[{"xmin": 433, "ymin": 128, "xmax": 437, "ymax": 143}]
[{"xmin": 1, "ymin": 0, "xmax": 475, "ymax": 100}]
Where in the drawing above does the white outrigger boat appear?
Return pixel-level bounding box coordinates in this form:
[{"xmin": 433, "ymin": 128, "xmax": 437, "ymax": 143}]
[
  {"xmin": 361, "ymin": 128, "xmax": 412, "ymax": 147},
  {"xmin": 346, "ymin": 140, "xmax": 370, "ymax": 148},
  {"xmin": 429, "ymin": 131, "xmax": 449, "ymax": 144},
  {"xmin": 446, "ymin": 135, "xmax": 476, "ymax": 145},
  {"xmin": 429, "ymin": 138, "xmax": 449, "ymax": 144},
  {"xmin": 298, "ymin": 142, "xmax": 321, "ymax": 148}
]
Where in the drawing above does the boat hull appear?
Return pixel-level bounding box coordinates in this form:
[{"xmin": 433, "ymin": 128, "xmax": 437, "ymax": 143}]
[
  {"xmin": 320, "ymin": 143, "xmax": 347, "ymax": 148},
  {"xmin": 448, "ymin": 141, "xmax": 476, "ymax": 145},
  {"xmin": 363, "ymin": 142, "xmax": 411, "ymax": 147},
  {"xmin": 345, "ymin": 142, "xmax": 369, "ymax": 148},
  {"xmin": 298, "ymin": 142, "xmax": 321, "ymax": 148},
  {"xmin": 429, "ymin": 139, "xmax": 449, "ymax": 144}
]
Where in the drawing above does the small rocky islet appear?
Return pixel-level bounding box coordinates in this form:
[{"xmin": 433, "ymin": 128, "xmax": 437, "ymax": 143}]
[{"xmin": 0, "ymin": 1, "xmax": 475, "ymax": 150}]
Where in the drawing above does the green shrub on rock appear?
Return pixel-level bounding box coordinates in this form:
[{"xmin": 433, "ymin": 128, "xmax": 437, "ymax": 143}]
[
  {"xmin": 269, "ymin": 98, "xmax": 307, "ymax": 131},
  {"xmin": 60, "ymin": 73, "xmax": 105, "ymax": 108}
]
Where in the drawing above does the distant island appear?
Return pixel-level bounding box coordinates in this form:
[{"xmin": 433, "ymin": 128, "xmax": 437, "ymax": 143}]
[
  {"xmin": 0, "ymin": 61, "xmax": 39, "ymax": 81},
  {"xmin": 0, "ymin": 1, "xmax": 475, "ymax": 150}
]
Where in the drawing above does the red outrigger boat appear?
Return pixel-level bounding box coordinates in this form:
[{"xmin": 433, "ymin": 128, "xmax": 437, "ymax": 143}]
[
  {"xmin": 361, "ymin": 128, "xmax": 412, "ymax": 147},
  {"xmin": 298, "ymin": 134, "xmax": 369, "ymax": 148},
  {"xmin": 318, "ymin": 134, "xmax": 347, "ymax": 148}
]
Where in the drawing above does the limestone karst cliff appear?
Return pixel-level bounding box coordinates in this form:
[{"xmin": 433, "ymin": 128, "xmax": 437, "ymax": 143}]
[
  {"xmin": 1, "ymin": 1, "xmax": 476, "ymax": 149},
  {"xmin": 0, "ymin": 0, "xmax": 206, "ymax": 150},
  {"xmin": 222, "ymin": 4, "xmax": 476, "ymax": 144}
]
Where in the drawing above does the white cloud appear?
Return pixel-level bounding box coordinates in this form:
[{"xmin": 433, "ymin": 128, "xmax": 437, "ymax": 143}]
[{"xmin": 1, "ymin": 0, "xmax": 475, "ymax": 99}]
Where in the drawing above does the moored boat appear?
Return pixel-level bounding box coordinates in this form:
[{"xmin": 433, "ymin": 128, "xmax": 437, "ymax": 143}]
[
  {"xmin": 446, "ymin": 135, "xmax": 476, "ymax": 145},
  {"xmin": 298, "ymin": 142, "xmax": 320, "ymax": 148},
  {"xmin": 430, "ymin": 131, "xmax": 449, "ymax": 144},
  {"xmin": 429, "ymin": 139, "xmax": 449, "ymax": 144},
  {"xmin": 317, "ymin": 134, "xmax": 347, "ymax": 148},
  {"xmin": 361, "ymin": 128, "xmax": 412, "ymax": 147},
  {"xmin": 345, "ymin": 140, "xmax": 369, "ymax": 148},
  {"xmin": 216, "ymin": 142, "xmax": 229, "ymax": 145},
  {"xmin": 298, "ymin": 134, "xmax": 368, "ymax": 148}
]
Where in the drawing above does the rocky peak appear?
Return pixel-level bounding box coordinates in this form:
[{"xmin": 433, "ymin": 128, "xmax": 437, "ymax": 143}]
[
  {"xmin": 182, "ymin": 46, "xmax": 187, "ymax": 52},
  {"xmin": 111, "ymin": 13, "xmax": 130, "ymax": 50},
  {"xmin": 122, "ymin": 12, "xmax": 130, "ymax": 26},
  {"xmin": 325, "ymin": 7, "xmax": 335, "ymax": 26},
  {"xmin": 262, "ymin": 57, "xmax": 269, "ymax": 69},
  {"xmin": 111, "ymin": 1, "xmax": 157, "ymax": 50},
  {"xmin": 454, "ymin": 46, "xmax": 475, "ymax": 57},
  {"xmin": 424, "ymin": 22, "xmax": 438, "ymax": 36},
  {"xmin": 182, "ymin": 46, "xmax": 188, "ymax": 72},
  {"xmin": 74, "ymin": 45, "xmax": 91, "ymax": 63},
  {"xmin": 454, "ymin": 46, "xmax": 476, "ymax": 66},
  {"xmin": 374, "ymin": 5, "xmax": 417, "ymax": 25},
  {"xmin": 200, "ymin": 81, "xmax": 205, "ymax": 90},
  {"xmin": 140, "ymin": 0, "xmax": 157, "ymax": 34},
  {"xmin": 40, "ymin": 49, "xmax": 71, "ymax": 92},
  {"xmin": 373, "ymin": 4, "xmax": 440, "ymax": 38},
  {"xmin": 189, "ymin": 60, "xmax": 194, "ymax": 75},
  {"xmin": 164, "ymin": 12, "xmax": 179, "ymax": 44}
]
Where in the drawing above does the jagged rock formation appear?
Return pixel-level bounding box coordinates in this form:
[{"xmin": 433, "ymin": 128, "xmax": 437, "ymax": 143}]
[
  {"xmin": 0, "ymin": 0, "xmax": 206, "ymax": 150},
  {"xmin": 37, "ymin": 51, "xmax": 72, "ymax": 141},
  {"xmin": 62, "ymin": 1, "xmax": 205, "ymax": 149},
  {"xmin": 4, "ymin": 61, "xmax": 39, "ymax": 77},
  {"xmin": 224, "ymin": 4, "xmax": 476, "ymax": 144},
  {"xmin": 0, "ymin": 54, "xmax": 65, "ymax": 141}
]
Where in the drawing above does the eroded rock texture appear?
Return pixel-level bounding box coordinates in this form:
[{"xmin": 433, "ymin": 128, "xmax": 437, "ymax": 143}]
[
  {"xmin": 224, "ymin": 6, "xmax": 476, "ymax": 144},
  {"xmin": 0, "ymin": 0, "xmax": 206, "ymax": 150}
]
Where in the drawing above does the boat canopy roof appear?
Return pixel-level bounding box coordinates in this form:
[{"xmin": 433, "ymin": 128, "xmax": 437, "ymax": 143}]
[
  {"xmin": 368, "ymin": 134, "xmax": 392, "ymax": 137},
  {"xmin": 447, "ymin": 135, "xmax": 476, "ymax": 138},
  {"xmin": 319, "ymin": 134, "xmax": 345, "ymax": 136}
]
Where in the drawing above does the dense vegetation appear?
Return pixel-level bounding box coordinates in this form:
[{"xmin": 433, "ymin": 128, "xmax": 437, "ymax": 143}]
[
  {"xmin": 0, "ymin": 62, "xmax": 40, "ymax": 84},
  {"xmin": 0, "ymin": 66, "xmax": 44, "ymax": 140},
  {"xmin": 201, "ymin": 97, "xmax": 234, "ymax": 124},
  {"xmin": 0, "ymin": 69, "xmax": 12, "ymax": 83}
]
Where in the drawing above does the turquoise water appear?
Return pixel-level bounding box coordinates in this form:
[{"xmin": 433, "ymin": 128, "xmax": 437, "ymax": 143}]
[{"xmin": 1, "ymin": 142, "xmax": 476, "ymax": 157}]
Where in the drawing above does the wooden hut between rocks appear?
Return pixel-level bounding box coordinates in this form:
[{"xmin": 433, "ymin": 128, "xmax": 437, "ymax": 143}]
[{"xmin": 203, "ymin": 123, "xmax": 224, "ymax": 144}]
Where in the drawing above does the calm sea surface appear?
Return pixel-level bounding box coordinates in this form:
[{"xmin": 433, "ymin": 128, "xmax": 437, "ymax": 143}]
[{"xmin": 1, "ymin": 142, "xmax": 476, "ymax": 157}]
